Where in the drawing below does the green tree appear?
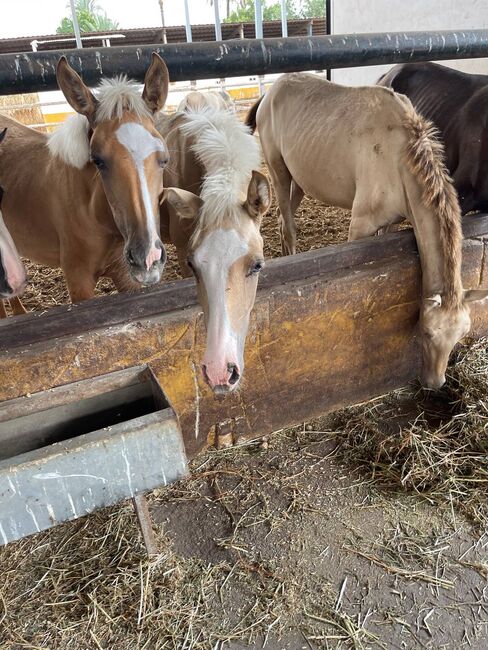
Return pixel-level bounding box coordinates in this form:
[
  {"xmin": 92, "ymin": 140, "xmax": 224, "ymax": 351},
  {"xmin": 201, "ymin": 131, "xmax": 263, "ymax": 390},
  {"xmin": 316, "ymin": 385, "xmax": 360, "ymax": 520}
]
[
  {"xmin": 299, "ymin": 0, "xmax": 326, "ymax": 19},
  {"xmin": 225, "ymin": 0, "xmax": 301, "ymax": 23},
  {"xmin": 56, "ymin": 0, "xmax": 119, "ymax": 34}
]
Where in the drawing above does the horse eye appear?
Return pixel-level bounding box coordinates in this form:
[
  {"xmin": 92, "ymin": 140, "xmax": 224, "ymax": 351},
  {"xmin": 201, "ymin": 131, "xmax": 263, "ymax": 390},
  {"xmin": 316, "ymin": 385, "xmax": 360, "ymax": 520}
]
[
  {"xmin": 91, "ymin": 155, "xmax": 106, "ymax": 170},
  {"xmin": 158, "ymin": 157, "xmax": 169, "ymax": 169},
  {"xmin": 247, "ymin": 260, "xmax": 265, "ymax": 276}
]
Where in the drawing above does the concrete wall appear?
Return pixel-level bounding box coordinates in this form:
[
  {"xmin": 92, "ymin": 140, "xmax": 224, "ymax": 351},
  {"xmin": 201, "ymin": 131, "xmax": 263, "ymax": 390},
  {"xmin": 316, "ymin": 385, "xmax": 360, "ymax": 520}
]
[{"xmin": 331, "ymin": 0, "xmax": 488, "ymax": 85}]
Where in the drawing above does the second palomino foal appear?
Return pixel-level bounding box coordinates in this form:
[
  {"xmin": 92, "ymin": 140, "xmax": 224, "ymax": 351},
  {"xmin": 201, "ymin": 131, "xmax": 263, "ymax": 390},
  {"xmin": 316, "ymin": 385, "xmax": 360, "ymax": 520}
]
[
  {"xmin": 0, "ymin": 53, "xmax": 170, "ymax": 302},
  {"xmin": 157, "ymin": 102, "xmax": 271, "ymax": 393},
  {"xmin": 247, "ymin": 73, "xmax": 488, "ymax": 389}
]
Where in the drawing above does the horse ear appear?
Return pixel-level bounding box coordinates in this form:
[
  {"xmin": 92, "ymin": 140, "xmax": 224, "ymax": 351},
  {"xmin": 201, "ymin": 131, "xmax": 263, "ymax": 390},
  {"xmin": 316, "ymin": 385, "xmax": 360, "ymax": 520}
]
[
  {"xmin": 464, "ymin": 288, "xmax": 488, "ymax": 303},
  {"xmin": 161, "ymin": 187, "xmax": 202, "ymax": 220},
  {"xmin": 56, "ymin": 56, "xmax": 98, "ymax": 123},
  {"xmin": 142, "ymin": 53, "xmax": 169, "ymax": 114},
  {"xmin": 244, "ymin": 170, "xmax": 271, "ymax": 220}
]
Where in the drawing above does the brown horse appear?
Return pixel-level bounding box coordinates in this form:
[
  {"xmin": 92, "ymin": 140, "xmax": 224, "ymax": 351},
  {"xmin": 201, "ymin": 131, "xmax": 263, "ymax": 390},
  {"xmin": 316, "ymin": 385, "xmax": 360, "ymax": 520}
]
[
  {"xmin": 0, "ymin": 53, "xmax": 170, "ymax": 303},
  {"xmin": 246, "ymin": 73, "xmax": 488, "ymax": 389},
  {"xmin": 157, "ymin": 102, "xmax": 270, "ymax": 393}
]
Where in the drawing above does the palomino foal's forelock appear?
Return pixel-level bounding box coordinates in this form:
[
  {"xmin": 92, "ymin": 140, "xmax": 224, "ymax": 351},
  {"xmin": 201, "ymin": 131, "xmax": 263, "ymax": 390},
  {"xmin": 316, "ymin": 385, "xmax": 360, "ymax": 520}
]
[{"xmin": 115, "ymin": 122, "xmax": 167, "ymax": 269}]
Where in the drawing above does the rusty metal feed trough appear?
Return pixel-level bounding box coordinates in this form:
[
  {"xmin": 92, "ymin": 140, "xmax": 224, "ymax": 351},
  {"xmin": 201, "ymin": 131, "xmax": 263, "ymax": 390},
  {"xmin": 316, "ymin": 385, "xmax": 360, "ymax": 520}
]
[{"xmin": 0, "ymin": 216, "xmax": 487, "ymax": 545}]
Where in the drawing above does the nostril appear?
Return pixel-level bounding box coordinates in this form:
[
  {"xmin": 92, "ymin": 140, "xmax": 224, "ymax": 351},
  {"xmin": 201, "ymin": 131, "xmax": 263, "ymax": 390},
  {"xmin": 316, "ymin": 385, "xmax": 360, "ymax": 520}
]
[
  {"xmin": 228, "ymin": 363, "xmax": 240, "ymax": 385},
  {"xmin": 201, "ymin": 364, "xmax": 210, "ymax": 384}
]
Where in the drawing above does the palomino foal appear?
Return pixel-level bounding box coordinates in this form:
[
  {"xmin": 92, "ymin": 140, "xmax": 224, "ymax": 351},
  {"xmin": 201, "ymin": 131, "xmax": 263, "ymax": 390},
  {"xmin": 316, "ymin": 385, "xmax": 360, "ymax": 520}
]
[
  {"xmin": 0, "ymin": 53, "xmax": 169, "ymax": 302},
  {"xmin": 158, "ymin": 105, "xmax": 270, "ymax": 393},
  {"xmin": 247, "ymin": 73, "xmax": 488, "ymax": 388}
]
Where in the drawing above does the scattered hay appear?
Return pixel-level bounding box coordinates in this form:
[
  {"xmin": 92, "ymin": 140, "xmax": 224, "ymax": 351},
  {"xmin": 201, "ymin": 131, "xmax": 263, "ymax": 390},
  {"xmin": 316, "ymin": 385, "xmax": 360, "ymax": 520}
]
[
  {"xmin": 16, "ymin": 196, "xmax": 352, "ymax": 313},
  {"xmin": 333, "ymin": 339, "xmax": 488, "ymax": 527}
]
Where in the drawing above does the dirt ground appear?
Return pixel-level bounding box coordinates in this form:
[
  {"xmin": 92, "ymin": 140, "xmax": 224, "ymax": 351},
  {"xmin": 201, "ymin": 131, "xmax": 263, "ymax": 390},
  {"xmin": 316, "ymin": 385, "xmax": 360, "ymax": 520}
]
[{"xmin": 1, "ymin": 177, "xmax": 486, "ymax": 649}]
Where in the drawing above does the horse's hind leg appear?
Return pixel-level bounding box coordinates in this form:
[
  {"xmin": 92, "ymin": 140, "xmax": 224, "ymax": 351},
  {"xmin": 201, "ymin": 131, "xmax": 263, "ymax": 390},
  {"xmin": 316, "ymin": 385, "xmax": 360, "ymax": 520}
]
[
  {"xmin": 9, "ymin": 296, "xmax": 27, "ymax": 315},
  {"xmin": 290, "ymin": 181, "xmax": 304, "ymax": 215},
  {"xmin": 267, "ymin": 156, "xmax": 297, "ymax": 255},
  {"xmin": 349, "ymin": 195, "xmax": 388, "ymax": 241}
]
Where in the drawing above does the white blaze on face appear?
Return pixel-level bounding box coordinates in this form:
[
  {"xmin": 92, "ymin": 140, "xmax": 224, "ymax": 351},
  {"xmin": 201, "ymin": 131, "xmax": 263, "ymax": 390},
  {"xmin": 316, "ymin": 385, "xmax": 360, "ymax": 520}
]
[
  {"xmin": 116, "ymin": 122, "xmax": 166, "ymax": 269},
  {"xmin": 194, "ymin": 228, "xmax": 249, "ymax": 386},
  {"xmin": 0, "ymin": 209, "xmax": 26, "ymax": 295}
]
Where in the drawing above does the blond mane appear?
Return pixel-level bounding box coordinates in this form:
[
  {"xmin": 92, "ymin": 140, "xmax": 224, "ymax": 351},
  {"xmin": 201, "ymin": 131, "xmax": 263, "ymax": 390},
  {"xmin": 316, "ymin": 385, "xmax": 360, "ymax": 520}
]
[
  {"xmin": 179, "ymin": 107, "xmax": 261, "ymax": 239},
  {"xmin": 403, "ymin": 103, "xmax": 463, "ymax": 308},
  {"xmin": 47, "ymin": 76, "xmax": 150, "ymax": 168}
]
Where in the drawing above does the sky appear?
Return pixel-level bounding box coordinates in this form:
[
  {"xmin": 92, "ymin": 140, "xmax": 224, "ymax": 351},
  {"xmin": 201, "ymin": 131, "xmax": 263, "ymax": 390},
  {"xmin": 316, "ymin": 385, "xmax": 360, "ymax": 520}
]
[{"xmin": 0, "ymin": 1, "xmax": 216, "ymax": 39}]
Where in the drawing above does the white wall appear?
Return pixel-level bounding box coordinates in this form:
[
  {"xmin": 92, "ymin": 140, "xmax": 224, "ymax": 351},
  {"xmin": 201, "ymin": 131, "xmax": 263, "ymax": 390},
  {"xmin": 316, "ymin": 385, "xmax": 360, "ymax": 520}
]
[{"xmin": 331, "ymin": 0, "xmax": 488, "ymax": 86}]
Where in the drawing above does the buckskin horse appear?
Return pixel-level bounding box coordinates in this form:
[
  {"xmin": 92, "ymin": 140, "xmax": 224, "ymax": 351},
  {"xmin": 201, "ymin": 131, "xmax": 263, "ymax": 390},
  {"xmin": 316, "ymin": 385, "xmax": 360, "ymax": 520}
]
[
  {"xmin": 246, "ymin": 72, "xmax": 488, "ymax": 389},
  {"xmin": 0, "ymin": 53, "xmax": 170, "ymax": 303}
]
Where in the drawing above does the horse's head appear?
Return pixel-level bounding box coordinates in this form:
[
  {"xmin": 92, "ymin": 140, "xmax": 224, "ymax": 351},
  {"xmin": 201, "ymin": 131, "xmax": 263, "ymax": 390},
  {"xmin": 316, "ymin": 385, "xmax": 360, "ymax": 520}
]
[
  {"xmin": 56, "ymin": 54, "xmax": 170, "ymax": 286},
  {"xmin": 163, "ymin": 170, "xmax": 271, "ymax": 394},
  {"xmin": 420, "ymin": 290, "xmax": 488, "ymax": 388}
]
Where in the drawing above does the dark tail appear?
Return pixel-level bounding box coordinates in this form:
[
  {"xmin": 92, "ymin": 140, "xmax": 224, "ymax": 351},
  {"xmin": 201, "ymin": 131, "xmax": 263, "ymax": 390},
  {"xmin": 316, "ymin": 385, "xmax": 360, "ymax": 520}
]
[{"xmin": 245, "ymin": 96, "xmax": 264, "ymax": 134}]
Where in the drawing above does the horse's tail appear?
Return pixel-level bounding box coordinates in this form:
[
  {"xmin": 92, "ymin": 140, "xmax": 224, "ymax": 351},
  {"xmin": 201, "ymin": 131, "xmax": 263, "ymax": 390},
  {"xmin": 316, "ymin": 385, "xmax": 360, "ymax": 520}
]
[
  {"xmin": 402, "ymin": 100, "xmax": 463, "ymax": 308},
  {"xmin": 245, "ymin": 95, "xmax": 264, "ymax": 134}
]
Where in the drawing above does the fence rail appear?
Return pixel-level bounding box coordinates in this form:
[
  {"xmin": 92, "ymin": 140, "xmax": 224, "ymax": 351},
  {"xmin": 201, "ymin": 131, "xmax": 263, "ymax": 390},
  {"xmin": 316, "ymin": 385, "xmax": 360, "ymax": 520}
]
[{"xmin": 0, "ymin": 30, "xmax": 487, "ymax": 95}]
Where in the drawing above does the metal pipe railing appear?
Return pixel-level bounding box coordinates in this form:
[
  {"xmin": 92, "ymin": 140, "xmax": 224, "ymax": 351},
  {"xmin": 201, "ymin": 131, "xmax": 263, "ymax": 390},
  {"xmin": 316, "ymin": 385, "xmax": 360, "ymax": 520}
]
[{"xmin": 0, "ymin": 30, "xmax": 487, "ymax": 95}]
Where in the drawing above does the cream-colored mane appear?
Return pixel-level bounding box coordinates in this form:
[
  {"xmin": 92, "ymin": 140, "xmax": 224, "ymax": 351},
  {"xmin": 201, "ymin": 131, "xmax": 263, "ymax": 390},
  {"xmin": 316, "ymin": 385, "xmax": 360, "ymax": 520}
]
[
  {"xmin": 179, "ymin": 107, "xmax": 261, "ymax": 238},
  {"xmin": 47, "ymin": 76, "xmax": 151, "ymax": 169}
]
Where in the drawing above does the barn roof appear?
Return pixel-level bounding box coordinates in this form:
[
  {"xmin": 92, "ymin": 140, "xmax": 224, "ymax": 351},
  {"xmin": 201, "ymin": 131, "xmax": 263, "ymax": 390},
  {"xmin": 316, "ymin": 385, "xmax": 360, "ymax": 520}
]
[{"xmin": 0, "ymin": 18, "xmax": 326, "ymax": 55}]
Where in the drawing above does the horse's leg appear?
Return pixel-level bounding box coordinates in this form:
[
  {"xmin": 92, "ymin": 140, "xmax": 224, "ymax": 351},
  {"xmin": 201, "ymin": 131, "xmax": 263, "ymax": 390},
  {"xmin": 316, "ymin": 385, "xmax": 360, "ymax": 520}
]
[
  {"xmin": 63, "ymin": 259, "xmax": 98, "ymax": 303},
  {"xmin": 349, "ymin": 196, "xmax": 386, "ymax": 241},
  {"xmin": 290, "ymin": 180, "xmax": 304, "ymax": 215},
  {"xmin": 267, "ymin": 157, "xmax": 296, "ymax": 256},
  {"xmin": 0, "ymin": 301, "xmax": 7, "ymax": 319},
  {"xmin": 9, "ymin": 296, "xmax": 27, "ymax": 315}
]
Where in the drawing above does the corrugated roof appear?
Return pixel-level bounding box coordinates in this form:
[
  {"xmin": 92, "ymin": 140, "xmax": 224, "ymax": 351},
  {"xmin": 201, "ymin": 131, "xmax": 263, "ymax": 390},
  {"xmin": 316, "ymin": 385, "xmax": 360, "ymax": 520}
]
[{"xmin": 0, "ymin": 18, "xmax": 326, "ymax": 54}]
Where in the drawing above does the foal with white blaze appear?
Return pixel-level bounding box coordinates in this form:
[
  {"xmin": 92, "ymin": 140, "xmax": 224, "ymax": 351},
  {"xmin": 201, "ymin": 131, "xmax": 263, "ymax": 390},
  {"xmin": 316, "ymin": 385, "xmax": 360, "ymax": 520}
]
[
  {"xmin": 0, "ymin": 53, "xmax": 169, "ymax": 302},
  {"xmin": 158, "ymin": 105, "xmax": 270, "ymax": 393}
]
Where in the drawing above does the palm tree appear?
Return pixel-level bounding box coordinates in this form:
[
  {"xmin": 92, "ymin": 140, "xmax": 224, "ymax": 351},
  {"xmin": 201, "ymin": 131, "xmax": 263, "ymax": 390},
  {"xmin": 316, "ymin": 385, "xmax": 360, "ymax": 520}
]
[{"xmin": 56, "ymin": 0, "xmax": 119, "ymax": 34}]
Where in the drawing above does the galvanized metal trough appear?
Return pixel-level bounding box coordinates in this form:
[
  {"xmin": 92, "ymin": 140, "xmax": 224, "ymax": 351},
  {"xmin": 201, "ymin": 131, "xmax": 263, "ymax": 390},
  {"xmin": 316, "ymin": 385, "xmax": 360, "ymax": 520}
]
[{"xmin": 0, "ymin": 365, "xmax": 188, "ymax": 545}]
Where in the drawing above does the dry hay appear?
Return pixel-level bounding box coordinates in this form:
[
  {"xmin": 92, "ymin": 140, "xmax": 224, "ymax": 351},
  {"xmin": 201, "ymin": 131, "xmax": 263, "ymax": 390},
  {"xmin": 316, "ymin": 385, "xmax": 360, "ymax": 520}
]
[
  {"xmin": 332, "ymin": 339, "xmax": 488, "ymax": 529},
  {"xmin": 17, "ymin": 194, "xmax": 351, "ymax": 313},
  {"xmin": 0, "ymin": 94, "xmax": 44, "ymax": 128},
  {"xmin": 0, "ymin": 341, "xmax": 487, "ymax": 649}
]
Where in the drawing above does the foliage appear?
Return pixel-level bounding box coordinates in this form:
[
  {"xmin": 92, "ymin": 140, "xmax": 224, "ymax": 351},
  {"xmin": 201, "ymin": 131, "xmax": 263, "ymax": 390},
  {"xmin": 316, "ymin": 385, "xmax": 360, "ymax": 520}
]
[
  {"xmin": 225, "ymin": 0, "xmax": 301, "ymax": 23},
  {"xmin": 56, "ymin": 0, "xmax": 119, "ymax": 34},
  {"xmin": 224, "ymin": 0, "xmax": 325, "ymax": 23}
]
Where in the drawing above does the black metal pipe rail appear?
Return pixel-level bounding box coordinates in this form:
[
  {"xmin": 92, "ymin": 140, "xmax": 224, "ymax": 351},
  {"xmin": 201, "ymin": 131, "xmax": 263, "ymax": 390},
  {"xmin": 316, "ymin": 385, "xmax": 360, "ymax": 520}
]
[{"xmin": 0, "ymin": 30, "xmax": 487, "ymax": 95}]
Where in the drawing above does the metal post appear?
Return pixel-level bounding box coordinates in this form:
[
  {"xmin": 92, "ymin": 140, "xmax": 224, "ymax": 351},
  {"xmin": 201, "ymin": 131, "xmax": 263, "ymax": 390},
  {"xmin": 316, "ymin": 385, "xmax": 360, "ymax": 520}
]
[
  {"xmin": 255, "ymin": 0, "xmax": 265, "ymax": 95},
  {"xmin": 214, "ymin": 2, "xmax": 226, "ymax": 91},
  {"xmin": 214, "ymin": 0, "xmax": 222, "ymax": 41},
  {"xmin": 183, "ymin": 0, "xmax": 192, "ymax": 42},
  {"xmin": 255, "ymin": 0, "xmax": 264, "ymax": 39},
  {"xmin": 326, "ymin": 0, "xmax": 331, "ymax": 80},
  {"xmin": 159, "ymin": 0, "xmax": 167, "ymax": 44},
  {"xmin": 69, "ymin": 0, "xmax": 83, "ymax": 49},
  {"xmin": 281, "ymin": 0, "xmax": 288, "ymax": 37}
]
